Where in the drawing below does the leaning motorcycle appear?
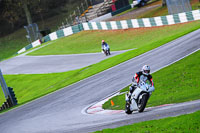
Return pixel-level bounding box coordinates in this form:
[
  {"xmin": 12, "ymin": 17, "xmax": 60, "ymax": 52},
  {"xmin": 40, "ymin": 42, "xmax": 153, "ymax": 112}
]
[
  {"xmin": 102, "ymin": 45, "xmax": 110, "ymax": 56},
  {"xmin": 125, "ymin": 80, "xmax": 155, "ymax": 114}
]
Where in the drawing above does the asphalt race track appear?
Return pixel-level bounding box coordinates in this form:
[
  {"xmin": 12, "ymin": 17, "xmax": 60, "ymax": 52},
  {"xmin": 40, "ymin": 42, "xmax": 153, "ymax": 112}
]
[
  {"xmin": 0, "ymin": 29, "xmax": 200, "ymax": 133},
  {"xmin": 0, "ymin": 49, "xmax": 133, "ymax": 74}
]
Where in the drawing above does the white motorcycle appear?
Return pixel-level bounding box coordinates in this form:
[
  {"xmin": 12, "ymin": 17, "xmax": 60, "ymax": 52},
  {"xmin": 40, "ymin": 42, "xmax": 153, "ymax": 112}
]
[
  {"xmin": 102, "ymin": 45, "xmax": 110, "ymax": 56},
  {"xmin": 125, "ymin": 80, "xmax": 155, "ymax": 114}
]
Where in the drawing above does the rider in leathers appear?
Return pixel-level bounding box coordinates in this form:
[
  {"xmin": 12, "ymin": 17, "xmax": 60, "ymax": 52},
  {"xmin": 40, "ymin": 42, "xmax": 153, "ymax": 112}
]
[
  {"xmin": 101, "ymin": 40, "xmax": 110, "ymax": 55},
  {"xmin": 128, "ymin": 65, "xmax": 154, "ymax": 99}
]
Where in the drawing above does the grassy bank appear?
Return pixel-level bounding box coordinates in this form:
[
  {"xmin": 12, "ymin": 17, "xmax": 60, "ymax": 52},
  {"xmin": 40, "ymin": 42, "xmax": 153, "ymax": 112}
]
[
  {"xmin": 0, "ymin": 21, "xmax": 200, "ymax": 108},
  {"xmin": 29, "ymin": 21, "xmax": 200, "ymax": 55},
  {"xmin": 0, "ymin": 29, "xmax": 27, "ymax": 61},
  {"xmin": 102, "ymin": 50, "xmax": 200, "ymax": 110},
  {"xmin": 94, "ymin": 110, "xmax": 200, "ymax": 133}
]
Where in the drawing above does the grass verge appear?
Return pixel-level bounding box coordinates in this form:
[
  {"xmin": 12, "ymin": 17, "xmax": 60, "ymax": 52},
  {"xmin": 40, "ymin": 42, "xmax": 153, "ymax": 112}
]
[
  {"xmin": 94, "ymin": 110, "xmax": 200, "ymax": 133},
  {"xmin": 102, "ymin": 50, "xmax": 200, "ymax": 110}
]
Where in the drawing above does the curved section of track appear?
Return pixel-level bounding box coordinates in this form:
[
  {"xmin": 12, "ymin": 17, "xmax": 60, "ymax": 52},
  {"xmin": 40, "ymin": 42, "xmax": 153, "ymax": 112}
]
[
  {"xmin": 0, "ymin": 49, "xmax": 134, "ymax": 74},
  {"xmin": 0, "ymin": 29, "xmax": 199, "ymax": 133}
]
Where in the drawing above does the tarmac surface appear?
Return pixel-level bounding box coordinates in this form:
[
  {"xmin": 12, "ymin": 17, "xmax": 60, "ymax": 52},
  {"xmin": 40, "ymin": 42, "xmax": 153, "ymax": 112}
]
[{"xmin": 0, "ymin": 49, "xmax": 133, "ymax": 74}]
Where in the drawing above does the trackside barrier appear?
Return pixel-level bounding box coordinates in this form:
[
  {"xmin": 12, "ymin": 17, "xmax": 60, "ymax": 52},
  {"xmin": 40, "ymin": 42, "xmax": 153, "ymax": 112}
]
[
  {"xmin": 17, "ymin": 39, "xmax": 42, "ymax": 54},
  {"xmin": 17, "ymin": 9, "xmax": 200, "ymax": 54}
]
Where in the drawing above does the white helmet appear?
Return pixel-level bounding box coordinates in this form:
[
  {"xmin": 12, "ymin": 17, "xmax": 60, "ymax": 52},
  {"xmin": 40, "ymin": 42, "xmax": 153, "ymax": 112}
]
[{"xmin": 142, "ymin": 65, "xmax": 150, "ymax": 75}]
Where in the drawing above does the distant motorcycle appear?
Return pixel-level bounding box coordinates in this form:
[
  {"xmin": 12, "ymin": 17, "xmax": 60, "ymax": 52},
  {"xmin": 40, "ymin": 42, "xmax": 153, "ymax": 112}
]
[
  {"xmin": 125, "ymin": 80, "xmax": 155, "ymax": 114},
  {"xmin": 102, "ymin": 45, "xmax": 111, "ymax": 56}
]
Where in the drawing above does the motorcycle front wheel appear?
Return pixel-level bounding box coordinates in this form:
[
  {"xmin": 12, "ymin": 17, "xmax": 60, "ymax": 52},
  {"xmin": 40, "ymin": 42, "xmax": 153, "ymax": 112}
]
[
  {"xmin": 137, "ymin": 93, "xmax": 148, "ymax": 112},
  {"xmin": 125, "ymin": 101, "xmax": 133, "ymax": 114}
]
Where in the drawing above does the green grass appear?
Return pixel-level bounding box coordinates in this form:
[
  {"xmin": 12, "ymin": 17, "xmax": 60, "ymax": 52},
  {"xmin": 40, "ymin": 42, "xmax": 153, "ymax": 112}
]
[
  {"xmin": 29, "ymin": 21, "xmax": 200, "ymax": 56},
  {"xmin": 102, "ymin": 50, "xmax": 200, "ymax": 110},
  {"xmin": 94, "ymin": 110, "xmax": 200, "ymax": 133},
  {"xmin": 0, "ymin": 21, "xmax": 200, "ymax": 109}
]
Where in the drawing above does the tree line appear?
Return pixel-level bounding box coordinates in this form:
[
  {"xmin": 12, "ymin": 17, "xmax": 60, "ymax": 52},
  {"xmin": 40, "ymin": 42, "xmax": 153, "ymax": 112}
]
[
  {"xmin": 0, "ymin": 0, "xmax": 84, "ymax": 36},
  {"xmin": 0, "ymin": 0, "xmax": 166, "ymax": 37}
]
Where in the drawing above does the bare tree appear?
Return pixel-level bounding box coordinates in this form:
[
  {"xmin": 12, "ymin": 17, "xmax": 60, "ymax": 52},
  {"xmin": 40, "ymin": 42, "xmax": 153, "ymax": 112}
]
[
  {"xmin": 22, "ymin": 0, "xmax": 33, "ymax": 25},
  {"xmin": 1, "ymin": 0, "xmax": 21, "ymax": 28},
  {"xmin": 1, "ymin": 0, "xmax": 83, "ymax": 32},
  {"xmin": 2, "ymin": 0, "xmax": 35, "ymax": 26}
]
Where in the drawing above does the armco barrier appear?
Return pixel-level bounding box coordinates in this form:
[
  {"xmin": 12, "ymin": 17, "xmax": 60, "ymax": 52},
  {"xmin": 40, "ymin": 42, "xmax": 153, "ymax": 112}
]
[
  {"xmin": 83, "ymin": 10, "xmax": 200, "ymax": 30},
  {"xmin": 17, "ymin": 9, "xmax": 200, "ymax": 54},
  {"xmin": 43, "ymin": 24, "xmax": 83, "ymax": 42},
  {"xmin": 17, "ymin": 39, "xmax": 42, "ymax": 54}
]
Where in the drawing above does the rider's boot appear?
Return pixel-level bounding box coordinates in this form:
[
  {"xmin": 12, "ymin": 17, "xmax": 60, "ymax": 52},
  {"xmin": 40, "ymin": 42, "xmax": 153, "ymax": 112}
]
[
  {"xmin": 108, "ymin": 49, "xmax": 111, "ymax": 55},
  {"xmin": 126, "ymin": 92, "xmax": 132, "ymax": 104}
]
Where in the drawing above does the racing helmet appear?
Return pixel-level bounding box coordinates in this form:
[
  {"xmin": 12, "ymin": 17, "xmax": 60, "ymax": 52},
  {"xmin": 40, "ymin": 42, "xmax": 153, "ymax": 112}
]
[{"xmin": 142, "ymin": 65, "xmax": 150, "ymax": 75}]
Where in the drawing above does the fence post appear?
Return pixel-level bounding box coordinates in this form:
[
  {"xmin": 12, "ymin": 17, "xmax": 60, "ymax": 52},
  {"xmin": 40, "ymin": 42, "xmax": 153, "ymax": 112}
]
[{"xmin": 0, "ymin": 70, "xmax": 8, "ymax": 99}]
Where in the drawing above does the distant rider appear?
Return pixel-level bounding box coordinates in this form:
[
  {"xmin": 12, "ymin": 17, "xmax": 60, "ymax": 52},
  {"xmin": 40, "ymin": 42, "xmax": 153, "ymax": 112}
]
[
  {"xmin": 128, "ymin": 65, "xmax": 154, "ymax": 99},
  {"xmin": 101, "ymin": 40, "xmax": 110, "ymax": 55}
]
